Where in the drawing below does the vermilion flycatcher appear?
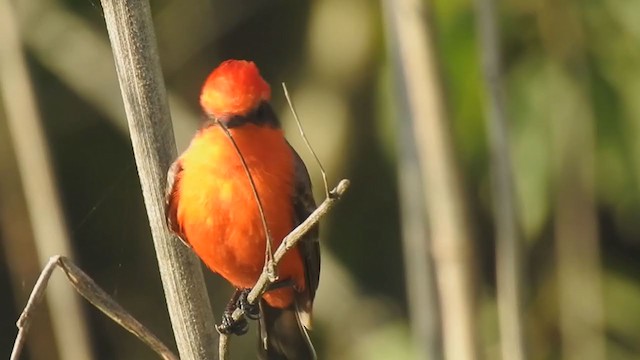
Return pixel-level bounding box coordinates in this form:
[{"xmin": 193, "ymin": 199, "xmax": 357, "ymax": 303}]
[{"xmin": 165, "ymin": 60, "xmax": 319, "ymax": 360}]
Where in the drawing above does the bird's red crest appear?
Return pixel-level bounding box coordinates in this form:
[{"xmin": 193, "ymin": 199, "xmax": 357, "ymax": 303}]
[{"xmin": 200, "ymin": 60, "xmax": 271, "ymax": 118}]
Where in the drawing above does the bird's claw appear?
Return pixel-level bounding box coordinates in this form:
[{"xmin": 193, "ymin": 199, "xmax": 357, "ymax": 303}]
[
  {"xmin": 238, "ymin": 288, "xmax": 260, "ymax": 320},
  {"xmin": 218, "ymin": 282, "xmax": 296, "ymax": 335},
  {"xmin": 217, "ymin": 310, "xmax": 249, "ymax": 336},
  {"xmin": 216, "ymin": 288, "xmax": 259, "ymax": 335}
]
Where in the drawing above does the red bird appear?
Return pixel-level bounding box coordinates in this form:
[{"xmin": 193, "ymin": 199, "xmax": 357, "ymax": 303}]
[{"xmin": 165, "ymin": 60, "xmax": 319, "ymax": 359}]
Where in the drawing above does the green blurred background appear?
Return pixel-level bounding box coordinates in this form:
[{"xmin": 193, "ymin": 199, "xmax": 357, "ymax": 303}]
[{"xmin": 1, "ymin": 0, "xmax": 639, "ymax": 359}]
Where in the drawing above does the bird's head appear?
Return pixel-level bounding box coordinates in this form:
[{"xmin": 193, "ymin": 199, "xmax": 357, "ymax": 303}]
[{"xmin": 199, "ymin": 60, "xmax": 271, "ymax": 121}]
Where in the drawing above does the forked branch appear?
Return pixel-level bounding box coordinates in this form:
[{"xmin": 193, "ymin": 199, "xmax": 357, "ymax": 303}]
[
  {"xmin": 10, "ymin": 178, "xmax": 349, "ymax": 360},
  {"xmin": 10, "ymin": 256, "xmax": 178, "ymax": 360},
  {"xmin": 218, "ymin": 178, "xmax": 350, "ymax": 359},
  {"xmin": 216, "ymin": 83, "xmax": 348, "ymax": 359}
]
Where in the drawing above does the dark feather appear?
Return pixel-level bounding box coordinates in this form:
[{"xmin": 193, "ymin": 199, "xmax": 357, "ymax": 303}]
[
  {"xmin": 258, "ymin": 144, "xmax": 320, "ymax": 360},
  {"xmin": 164, "ymin": 160, "xmax": 191, "ymax": 248},
  {"xmin": 289, "ymin": 144, "xmax": 321, "ymax": 317},
  {"xmin": 258, "ymin": 301, "xmax": 317, "ymax": 360}
]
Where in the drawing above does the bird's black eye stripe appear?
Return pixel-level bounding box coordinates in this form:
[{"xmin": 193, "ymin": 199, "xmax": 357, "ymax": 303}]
[
  {"xmin": 201, "ymin": 102, "xmax": 281, "ymax": 129},
  {"xmin": 224, "ymin": 115, "xmax": 246, "ymax": 128},
  {"xmin": 254, "ymin": 103, "xmax": 281, "ymax": 128},
  {"xmin": 220, "ymin": 102, "xmax": 281, "ymax": 129}
]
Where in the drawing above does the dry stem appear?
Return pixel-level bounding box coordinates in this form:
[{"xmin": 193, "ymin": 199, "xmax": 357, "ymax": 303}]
[
  {"xmin": 11, "ymin": 256, "xmax": 178, "ymax": 360},
  {"xmin": 99, "ymin": 0, "xmax": 217, "ymax": 358},
  {"xmin": 217, "ymin": 179, "xmax": 350, "ymax": 358}
]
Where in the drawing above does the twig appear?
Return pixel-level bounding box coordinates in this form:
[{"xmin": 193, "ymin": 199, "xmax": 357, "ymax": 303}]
[
  {"xmin": 11, "ymin": 256, "xmax": 178, "ymax": 360},
  {"xmin": 247, "ymin": 179, "xmax": 349, "ymax": 303},
  {"xmin": 282, "ymin": 83, "xmax": 330, "ymax": 198},
  {"xmin": 215, "ymin": 86, "xmax": 345, "ymax": 358},
  {"xmin": 218, "ymin": 179, "xmax": 350, "ymax": 357},
  {"xmin": 216, "ymin": 120, "xmax": 277, "ymax": 281},
  {"xmin": 473, "ymin": 0, "xmax": 527, "ymax": 359},
  {"xmin": 218, "ymin": 333, "xmax": 229, "ymax": 360},
  {"xmin": 99, "ymin": 0, "xmax": 217, "ymax": 358},
  {"xmin": 10, "ymin": 257, "xmax": 57, "ymax": 360}
]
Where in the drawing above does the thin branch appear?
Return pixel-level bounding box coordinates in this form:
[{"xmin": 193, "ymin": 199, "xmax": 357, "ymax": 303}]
[
  {"xmin": 250, "ymin": 178, "xmax": 349, "ymax": 301},
  {"xmin": 215, "ymin": 86, "xmax": 346, "ymax": 358},
  {"xmin": 10, "ymin": 257, "xmax": 57, "ymax": 360},
  {"xmin": 473, "ymin": 0, "xmax": 527, "ymax": 358},
  {"xmin": 218, "ymin": 178, "xmax": 350, "ymax": 358},
  {"xmin": 216, "ymin": 120, "xmax": 277, "ymax": 281},
  {"xmin": 218, "ymin": 333, "xmax": 229, "ymax": 360},
  {"xmin": 11, "ymin": 256, "xmax": 178, "ymax": 360},
  {"xmin": 282, "ymin": 83, "xmax": 330, "ymax": 198},
  {"xmin": 99, "ymin": 1, "xmax": 217, "ymax": 358}
]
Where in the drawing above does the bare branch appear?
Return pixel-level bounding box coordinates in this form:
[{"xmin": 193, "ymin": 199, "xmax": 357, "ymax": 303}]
[
  {"xmin": 11, "ymin": 256, "xmax": 178, "ymax": 360},
  {"xmin": 218, "ymin": 333, "xmax": 229, "ymax": 360},
  {"xmin": 99, "ymin": 0, "xmax": 217, "ymax": 358},
  {"xmin": 10, "ymin": 257, "xmax": 57, "ymax": 360},
  {"xmin": 247, "ymin": 179, "xmax": 348, "ymax": 311},
  {"xmin": 218, "ymin": 179, "xmax": 350, "ymax": 358},
  {"xmin": 282, "ymin": 82, "xmax": 330, "ymax": 198},
  {"xmin": 216, "ymin": 120, "xmax": 277, "ymax": 281},
  {"xmin": 214, "ymin": 84, "xmax": 348, "ymax": 358}
]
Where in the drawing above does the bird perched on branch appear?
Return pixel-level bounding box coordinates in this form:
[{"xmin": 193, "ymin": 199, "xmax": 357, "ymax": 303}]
[{"xmin": 165, "ymin": 59, "xmax": 319, "ymax": 360}]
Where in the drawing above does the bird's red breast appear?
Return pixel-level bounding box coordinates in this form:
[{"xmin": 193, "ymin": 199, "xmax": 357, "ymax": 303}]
[
  {"xmin": 165, "ymin": 59, "xmax": 319, "ymax": 359},
  {"xmin": 174, "ymin": 122, "xmax": 306, "ymax": 308}
]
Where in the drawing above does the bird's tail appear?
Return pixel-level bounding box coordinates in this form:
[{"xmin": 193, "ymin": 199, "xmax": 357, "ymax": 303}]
[{"xmin": 258, "ymin": 300, "xmax": 317, "ymax": 360}]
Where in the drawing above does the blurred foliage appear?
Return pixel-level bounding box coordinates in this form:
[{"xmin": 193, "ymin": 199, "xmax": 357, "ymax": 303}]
[{"xmin": 1, "ymin": 0, "xmax": 639, "ymax": 359}]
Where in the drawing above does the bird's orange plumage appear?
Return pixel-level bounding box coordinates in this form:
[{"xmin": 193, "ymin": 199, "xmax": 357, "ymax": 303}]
[
  {"xmin": 175, "ymin": 122, "xmax": 305, "ymax": 308},
  {"xmin": 167, "ymin": 60, "xmax": 319, "ymax": 358}
]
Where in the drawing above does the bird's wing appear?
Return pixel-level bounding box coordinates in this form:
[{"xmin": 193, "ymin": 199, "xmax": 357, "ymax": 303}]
[
  {"xmin": 164, "ymin": 159, "xmax": 191, "ymax": 248},
  {"xmin": 289, "ymin": 143, "xmax": 320, "ymax": 329}
]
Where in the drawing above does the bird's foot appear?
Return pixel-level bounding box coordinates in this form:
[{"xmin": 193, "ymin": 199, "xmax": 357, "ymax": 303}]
[
  {"xmin": 237, "ymin": 288, "xmax": 260, "ymax": 320},
  {"xmin": 216, "ymin": 310, "xmax": 249, "ymax": 336},
  {"xmin": 217, "ymin": 280, "xmax": 297, "ymax": 334}
]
